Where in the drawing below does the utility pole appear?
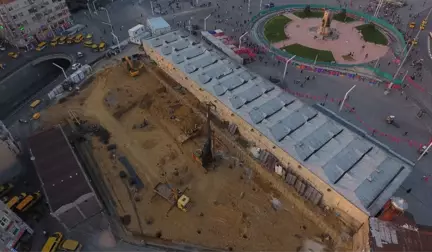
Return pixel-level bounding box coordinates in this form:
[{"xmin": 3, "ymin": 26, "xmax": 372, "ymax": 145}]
[
  {"xmin": 150, "ymin": 1, "xmax": 155, "ymax": 15},
  {"xmin": 248, "ymin": 0, "xmax": 251, "ymax": 13},
  {"xmin": 313, "ymin": 54, "xmax": 319, "ymax": 65},
  {"xmin": 92, "ymin": 0, "xmax": 98, "ymax": 14},
  {"xmin": 418, "ymin": 141, "xmax": 432, "ymax": 161},
  {"xmin": 260, "ymin": 0, "xmax": 263, "ymax": 10},
  {"xmin": 339, "ymin": 85, "xmax": 356, "ymax": 111}
]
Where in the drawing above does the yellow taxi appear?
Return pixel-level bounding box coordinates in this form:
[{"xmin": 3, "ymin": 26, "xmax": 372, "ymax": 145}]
[
  {"xmin": 410, "ymin": 39, "xmax": 418, "ymax": 45},
  {"xmin": 84, "ymin": 40, "xmax": 93, "ymax": 47},
  {"xmin": 420, "ymin": 24, "xmax": 425, "ymax": 30},
  {"xmin": 98, "ymin": 42, "xmax": 106, "ymax": 51},
  {"xmin": 85, "ymin": 33, "xmax": 93, "ymax": 40},
  {"xmin": 50, "ymin": 37, "xmax": 60, "ymax": 46},
  {"xmin": 66, "ymin": 35, "xmax": 74, "ymax": 44},
  {"xmin": 74, "ymin": 34, "xmax": 83, "ymax": 43},
  {"xmin": 35, "ymin": 41, "xmax": 47, "ymax": 51},
  {"xmin": 409, "ymin": 22, "xmax": 415, "ymax": 29},
  {"xmin": 41, "ymin": 232, "xmax": 63, "ymax": 252},
  {"xmin": 58, "ymin": 36, "xmax": 67, "ymax": 45},
  {"xmin": 8, "ymin": 52, "xmax": 19, "ymax": 58},
  {"xmin": 422, "ymin": 20, "xmax": 427, "ymax": 26},
  {"xmin": 32, "ymin": 112, "xmax": 41, "ymax": 120},
  {"xmin": 91, "ymin": 44, "xmax": 98, "ymax": 51}
]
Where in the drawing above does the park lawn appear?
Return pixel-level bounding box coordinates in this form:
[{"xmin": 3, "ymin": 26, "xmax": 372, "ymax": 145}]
[
  {"xmin": 356, "ymin": 24, "xmax": 388, "ymax": 45},
  {"xmin": 264, "ymin": 15, "xmax": 292, "ymax": 43},
  {"xmin": 333, "ymin": 13, "xmax": 355, "ymax": 22},
  {"xmin": 293, "ymin": 11, "xmax": 324, "ymax": 18},
  {"xmin": 281, "ymin": 44, "xmax": 336, "ymax": 62}
]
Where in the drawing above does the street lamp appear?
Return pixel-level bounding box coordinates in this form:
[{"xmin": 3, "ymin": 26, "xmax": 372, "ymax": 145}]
[
  {"xmin": 260, "ymin": 0, "xmax": 263, "ymax": 11},
  {"xmin": 204, "ymin": 14, "xmax": 211, "ymax": 31},
  {"xmin": 52, "ymin": 63, "xmax": 68, "ymax": 79},
  {"xmin": 150, "ymin": 1, "xmax": 155, "ymax": 15},
  {"xmin": 282, "ymin": 55, "xmax": 296, "ymax": 81},
  {"xmin": 100, "ymin": 7, "xmax": 120, "ymax": 52},
  {"xmin": 238, "ymin": 31, "xmax": 248, "ymax": 49},
  {"xmin": 386, "ymin": 7, "xmax": 432, "ymax": 94},
  {"xmin": 339, "ymin": 85, "xmax": 356, "ymax": 112},
  {"xmin": 92, "ymin": 0, "xmax": 98, "ymax": 14}
]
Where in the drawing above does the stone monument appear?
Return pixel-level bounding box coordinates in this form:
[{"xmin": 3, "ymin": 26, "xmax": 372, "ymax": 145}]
[{"xmin": 319, "ymin": 10, "xmax": 332, "ymax": 36}]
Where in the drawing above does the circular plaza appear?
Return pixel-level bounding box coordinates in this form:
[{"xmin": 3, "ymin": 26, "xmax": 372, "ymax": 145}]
[{"xmin": 251, "ymin": 4, "xmax": 406, "ymax": 66}]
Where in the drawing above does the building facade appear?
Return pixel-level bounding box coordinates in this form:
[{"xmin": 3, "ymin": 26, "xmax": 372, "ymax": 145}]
[
  {"xmin": 0, "ymin": 0, "xmax": 72, "ymax": 47},
  {"xmin": 0, "ymin": 120, "xmax": 21, "ymax": 184},
  {"xmin": 0, "ymin": 201, "xmax": 33, "ymax": 252}
]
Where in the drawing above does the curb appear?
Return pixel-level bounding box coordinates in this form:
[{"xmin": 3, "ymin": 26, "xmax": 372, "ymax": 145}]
[{"xmin": 428, "ymin": 35, "xmax": 432, "ymax": 60}]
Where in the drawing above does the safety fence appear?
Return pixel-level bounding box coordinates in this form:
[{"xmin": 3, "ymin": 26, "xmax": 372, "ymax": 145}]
[{"xmin": 249, "ymin": 4, "xmax": 406, "ymax": 84}]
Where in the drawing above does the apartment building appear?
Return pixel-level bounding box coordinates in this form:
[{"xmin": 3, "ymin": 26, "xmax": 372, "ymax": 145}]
[
  {"xmin": 0, "ymin": 201, "xmax": 33, "ymax": 252},
  {"xmin": 0, "ymin": 0, "xmax": 72, "ymax": 47}
]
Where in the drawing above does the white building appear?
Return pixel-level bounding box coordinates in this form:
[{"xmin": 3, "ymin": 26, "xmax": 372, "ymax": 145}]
[
  {"xmin": 146, "ymin": 17, "xmax": 170, "ymax": 36},
  {"xmin": 0, "ymin": 201, "xmax": 33, "ymax": 252},
  {"xmin": 0, "ymin": 0, "xmax": 72, "ymax": 47},
  {"xmin": 128, "ymin": 24, "xmax": 148, "ymax": 45}
]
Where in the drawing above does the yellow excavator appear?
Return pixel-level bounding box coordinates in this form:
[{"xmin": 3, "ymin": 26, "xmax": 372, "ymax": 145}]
[{"xmin": 122, "ymin": 56, "xmax": 139, "ymax": 77}]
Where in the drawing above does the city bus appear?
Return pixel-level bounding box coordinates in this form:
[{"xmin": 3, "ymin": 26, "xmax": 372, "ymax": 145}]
[
  {"xmin": 41, "ymin": 232, "xmax": 63, "ymax": 252},
  {"xmin": 35, "ymin": 42, "xmax": 47, "ymax": 51}
]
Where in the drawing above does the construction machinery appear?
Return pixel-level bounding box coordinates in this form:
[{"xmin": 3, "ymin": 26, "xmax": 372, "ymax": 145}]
[
  {"xmin": 152, "ymin": 182, "xmax": 191, "ymax": 215},
  {"xmin": 15, "ymin": 191, "xmax": 42, "ymax": 212},
  {"xmin": 192, "ymin": 103, "xmax": 214, "ymax": 169},
  {"xmin": 122, "ymin": 56, "xmax": 139, "ymax": 77}
]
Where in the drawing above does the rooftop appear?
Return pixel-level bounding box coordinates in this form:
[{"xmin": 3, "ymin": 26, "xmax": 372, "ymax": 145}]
[
  {"xmin": 147, "ymin": 17, "xmax": 170, "ymax": 30},
  {"xmin": 142, "ymin": 31, "xmax": 413, "ymax": 215},
  {"xmin": 27, "ymin": 126, "xmax": 93, "ymax": 212}
]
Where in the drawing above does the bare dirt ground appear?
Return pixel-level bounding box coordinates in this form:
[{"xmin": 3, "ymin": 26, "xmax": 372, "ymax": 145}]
[{"xmin": 41, "ymin": 63, "xmax": 345, "ymax": 251}]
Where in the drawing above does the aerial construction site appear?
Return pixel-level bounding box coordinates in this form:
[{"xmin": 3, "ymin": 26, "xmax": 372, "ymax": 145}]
[{"xmin": 40, "ymin": 55, "xmax": 351, "ymax": 251}]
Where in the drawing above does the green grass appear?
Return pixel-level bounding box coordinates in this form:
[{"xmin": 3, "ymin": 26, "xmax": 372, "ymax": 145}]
[
  {"xmin": 293, "ymin": 11, "xmax": 324, "ymax": 18},
  {"xmin": 264, "ymin": 15, "xmax": 292, "ymax": 43},
  {"xmin": 281, "ymin": 44, "xmax": 336, "ymax": 62},
  {"xmin": 356, "ymin": 24, "xmax": 388, "ymax": 45},
  {"xmin": 333, "ymin": 13, "xmax": 355, "ymax": 22}
]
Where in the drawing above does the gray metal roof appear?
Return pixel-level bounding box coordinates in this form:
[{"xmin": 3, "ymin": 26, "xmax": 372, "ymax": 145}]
[
  {"xmin": 142, "ymin": 31, "xmax": 413, "ymax": 216},
  {"xmin": 147, "ymin": 17, "xmax": 171, "ymax": 31}
]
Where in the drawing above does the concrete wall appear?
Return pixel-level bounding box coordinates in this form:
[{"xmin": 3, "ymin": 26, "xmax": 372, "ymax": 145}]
[{"xmin": 144, "ymin": 45, "xmax": 369, "ymax": 230}]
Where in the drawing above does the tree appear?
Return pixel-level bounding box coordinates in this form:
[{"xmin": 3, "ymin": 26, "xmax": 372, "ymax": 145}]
[{"xmin": 304, "ymin": 5, "xmax": 311, "ymax": 15}]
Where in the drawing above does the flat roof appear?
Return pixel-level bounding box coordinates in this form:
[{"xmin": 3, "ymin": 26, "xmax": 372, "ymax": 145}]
[
  {"xmin": 142, "ymin": 31, "xmax": 413, "ymax": 215},
  {"xmin": 147, "ymin": 17, "xmax": 170, "ymax": 30},
  {"xmin": 27, "ymin": 126, "xmax": 93, "ymax": 212}
]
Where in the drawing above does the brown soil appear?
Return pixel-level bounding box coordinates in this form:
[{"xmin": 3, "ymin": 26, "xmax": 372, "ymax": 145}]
[{"xmin": 41, "ymin": 63, "xmax": 340, "ymax": 251}]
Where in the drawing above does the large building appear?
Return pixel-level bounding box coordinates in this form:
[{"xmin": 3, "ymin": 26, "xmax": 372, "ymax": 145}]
[
  {"xmin": 0, "ymin": 200, "xmax": 33, "ymax": 252},
  {"xmin": 28, "ymin": 125, "xmax": 102, "ymax": 229},
  {"xmin": 0, "ymin": 0, "xmax": 72, "ymax": 47},
  {"xmin": 141, "ymin": 30, "xmax": 414, "ymax": 230},
  {"xmin": 0, "ymin": 120, "xmax": 21, "ymax": 184}
]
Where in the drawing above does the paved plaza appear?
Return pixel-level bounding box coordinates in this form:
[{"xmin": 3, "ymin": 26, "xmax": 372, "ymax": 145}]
[{"xmin": 273, "ymin": 18, "xmax": 389, "ymax": 64}]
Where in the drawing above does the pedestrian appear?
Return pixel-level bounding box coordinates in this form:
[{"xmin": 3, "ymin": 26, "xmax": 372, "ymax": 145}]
[
  {"xmin": 349, "ymin": 107, "xmax": 356, "ymax": 113},
  {"xmin": 422, "ymin": 175, "xmax": 430, "ymax": 182},
  {"xmin": 406, "ymin": 188, "xmax": 412, "ymax": 194},
  {"xmin": 388, "ymin": 61, "xmax": 391, "ymax": 66},
  {"xmin": 372, "ymin": 129, "xmax": 376, "ymax": 136},
  {"xmin": 403, "ymin": 131, "xmax": 408, "ymax": 136}
]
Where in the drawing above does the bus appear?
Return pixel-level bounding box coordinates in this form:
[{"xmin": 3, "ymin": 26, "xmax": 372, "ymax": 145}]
[
  {"xmin": 15, "ymin": 191, "xmax": 41, "ymax": 212},
  {"xmin": 74, "ymin": 34, "xmax": 83, "ymax": 43},
  {"xmin": 30, "ymin": 99, "xmax": 41, "ymax": 108},
  {"xmin": 42, "ymin": 232, "xmax": 63, "ymax": 252},
  {"xmin": 35, "ymin": 42, "xmax": 47, "ymax": 51},
  {"xmin": 6, "ymin": 193, "xmax": 27, "ymax": 209}
]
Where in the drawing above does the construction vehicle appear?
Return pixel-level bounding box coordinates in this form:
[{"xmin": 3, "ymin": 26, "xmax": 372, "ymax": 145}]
[
  {"xmin": 0, "ymin": 183, "xmax": 13, "ymax": 197},
  {"xmin": 192, "ymin": 103, "xmax": 214, "ymax": 169},
  {"xmin": 15, "ymin": 191, "xmax": 41, "ymax": 212},
  {"xmin": 152, "ymin": 182, "xmax": 191, "ymax": 214},
  {"xmin": 6, "ymin": 193, "xmax": 27, "ymax": 209},
  {"xmin": 122, "ymin": 56, "xmax": 139, "ymax": 77}
]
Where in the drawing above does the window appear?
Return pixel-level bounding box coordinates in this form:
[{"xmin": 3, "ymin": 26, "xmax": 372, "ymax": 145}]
[{"xmin": 0, "ymin": 216, "xmax": 10, "ymax": 229}]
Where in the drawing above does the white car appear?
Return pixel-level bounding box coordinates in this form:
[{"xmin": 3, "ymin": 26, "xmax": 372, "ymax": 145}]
[
  {"xmin": 72, "ymin": 63, "xmax": 82, "ymax": 70},
  {"xmin": 0, "ymin": 46, "xmax": 5, "ymax": 51}
]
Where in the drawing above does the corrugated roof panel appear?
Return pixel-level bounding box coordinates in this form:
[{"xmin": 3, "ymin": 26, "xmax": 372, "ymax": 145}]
[
  {"xmin": 324, "ymin": 139, "xmax": 374, "ymax": 183},
  {"xmin": 165, "ymin": 34, "xmax": 178, "ymax": 43},
  {"xmin": 242, "ymin": 85, "xmax": 264, "ymax": 105},
  {"xmin": 270, "ymin": 122, "xmax": 291, "ymax": 142},
  {"xmin": 184, "ymin": 47, "xmax": 204, "ymax": 59},
  {"xmin": 281, "ymin": 106, "xmax": 318, "ymax": 134},
  {"xmin": 220, "ymin": 76, "xmax": 246, "ymax": 91},
  {"xmin": 191, "ymin": 55, "xmax": 218, "ymax": 69},
  {"xmin": 151, "ymin": 39, "xmax": 163, "ymax": 47},
  {"xmin": 214, "ymin": 85, "xmax": 227, "ymax": 96},
  {"xmin": 256, "ymin": 80, "xmax": 276, "ymax": 93},
  {"xmin": 356, "ymin": 158, "xmax": 405, "ymax": 207},
  {"xmin": 172, "ymin": 54, "xmax": 185, "ymax": 64},
  {"xmin": 230, "ymin": 95, "xmax": 245, "ymax": 109},
  {"xmin": 203, "ymin": 66, "xmax": 234, "ymax": 79},
  {"xmin": 173, "ymin": 40, "xmax": 189, "ymax": 51},
  {"xmin": 198, "ymin": 74, "xmax": 212, "ymax": 84},
  {"xmin": 257, "ymin": 99, "xmax": 284, "ymax": 121},
  {"xmin": 295, "ymin": 121, "xmax": 343, "ymax": 161},
  {"xmin": 278, "ymin": 92, "xmax": 296, "ymax": 105},
  {"xmin": 184, "ymin": 64, "xmax": 198, "ymax": 74},
  {"xmin": 238, "ymin": 71, "xmax": 253, "ymax": 82},
  {"xmin": 161, "ymin": 46, "xmax": 172, "ymax": 55}
]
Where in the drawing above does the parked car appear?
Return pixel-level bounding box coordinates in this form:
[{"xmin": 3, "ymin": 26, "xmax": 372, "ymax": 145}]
[
  {"xmin": 8, "ymin": 52, "xmax": 19, "ymax": 58},
  {"xmin": 77, "ymin": 52, "xmax": 84, "ymax": 58},
  {"xmin": 72, "ymin": 63, "xmax": 82, "ymax": 70}
]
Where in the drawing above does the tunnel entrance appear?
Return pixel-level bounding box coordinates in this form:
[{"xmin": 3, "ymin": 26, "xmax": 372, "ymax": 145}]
[{"xmin": 0, "ymin": 57, "xmax": 71, "ymax": 120}]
